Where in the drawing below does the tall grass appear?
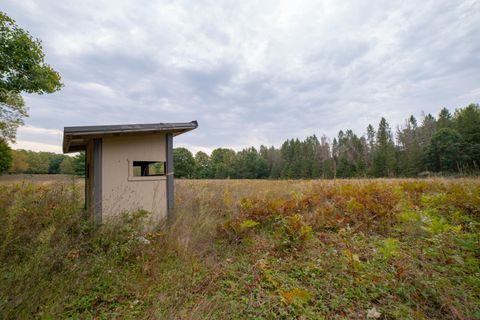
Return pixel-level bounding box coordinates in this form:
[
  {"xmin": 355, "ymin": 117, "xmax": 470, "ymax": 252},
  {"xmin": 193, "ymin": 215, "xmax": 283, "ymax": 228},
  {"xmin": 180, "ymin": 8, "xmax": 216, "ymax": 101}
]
[{"xmin": 0, "ymin": 178, "xmax": 479, "ymax": 319}]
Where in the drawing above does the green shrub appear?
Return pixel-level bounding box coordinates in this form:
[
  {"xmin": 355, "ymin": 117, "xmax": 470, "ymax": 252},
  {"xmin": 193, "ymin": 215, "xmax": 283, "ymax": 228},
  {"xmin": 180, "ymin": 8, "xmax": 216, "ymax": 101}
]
[{"xmin": 278, "ymin": 214, "xmax": 313, "ymax": 252}]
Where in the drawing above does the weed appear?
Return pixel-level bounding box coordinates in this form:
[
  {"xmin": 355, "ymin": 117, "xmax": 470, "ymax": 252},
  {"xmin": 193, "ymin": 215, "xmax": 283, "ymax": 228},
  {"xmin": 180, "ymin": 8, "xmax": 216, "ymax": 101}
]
[
  {"xmin": 378, "ymin": 238, "xmax": 400, "ymax": 260},
  {"xmin": 278, "ymin": 214, "xmax": 313, "ymax": 253}
]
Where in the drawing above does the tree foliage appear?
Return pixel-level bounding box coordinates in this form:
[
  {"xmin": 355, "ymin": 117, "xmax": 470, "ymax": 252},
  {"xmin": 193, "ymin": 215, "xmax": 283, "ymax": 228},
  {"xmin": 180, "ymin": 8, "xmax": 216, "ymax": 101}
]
[
  {"xmin": 0, "ymin": 12, "xmax": 62, "ymax": 142},
  {"xmin": 173, "ymin": 147, "xmax": 195, "ymax": 178},
  {"xmin": 210, "ymin": 148, "xmax": 236, "ymax": 179},
  {"xmin": 233, "ymin": 147, "xmax": 268, "ymax": 179},
  {"xmin": 396, "ymin": 115, "xmax": 422, "ymax": 176},
  {"xmin": 0, "ymin": 139, "xmax": 12, "ymax": 173},
  {"xmin": 426, "ymin": 128, "xmax": 465, "ymax": 172},
  {"xmin": 194, "ymin": 151, "xmax": 211, "ymax": 179},
  {"xmin": 72, "ymin": 152, "xmax": 85, "ymax": 176},
  {"xmin": 453, "ymin": 104, "xmax": 480, "ymax": 144},
  {"xmin": 59, "ymin": 156, "xmax": 75, "ymax": 175},
  {"xmin": 372, "ymin": 118, "xmax": 396, "ymax": 177},
  {"xmin": 8, "ymin": 149, "xmax": 79, "ymax": 174}
]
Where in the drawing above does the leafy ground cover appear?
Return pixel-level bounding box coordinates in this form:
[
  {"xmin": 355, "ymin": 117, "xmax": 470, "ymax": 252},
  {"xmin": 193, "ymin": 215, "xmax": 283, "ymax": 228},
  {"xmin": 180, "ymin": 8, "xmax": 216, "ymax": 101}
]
[{"xmin": 0, "ymin": 178, "xmax": 479, "ymax": 319}]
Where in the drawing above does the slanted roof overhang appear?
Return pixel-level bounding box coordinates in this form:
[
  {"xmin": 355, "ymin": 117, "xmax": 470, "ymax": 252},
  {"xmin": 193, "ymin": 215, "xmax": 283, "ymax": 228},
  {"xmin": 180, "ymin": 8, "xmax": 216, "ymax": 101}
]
[{"xmin": 63, "ymin": 121, "xmax": 198, "ymax": 153}]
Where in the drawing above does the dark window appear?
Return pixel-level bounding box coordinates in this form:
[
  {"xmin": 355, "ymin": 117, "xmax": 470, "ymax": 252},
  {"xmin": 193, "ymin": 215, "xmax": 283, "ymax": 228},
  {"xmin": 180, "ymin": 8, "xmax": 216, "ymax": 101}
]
[{"xmin": 132, "ymin": 161, "xmax": 166, "ymax": 177}]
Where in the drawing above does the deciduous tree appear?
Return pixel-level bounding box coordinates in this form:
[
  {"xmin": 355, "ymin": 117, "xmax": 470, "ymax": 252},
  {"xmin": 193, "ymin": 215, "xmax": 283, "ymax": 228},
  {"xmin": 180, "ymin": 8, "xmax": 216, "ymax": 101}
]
[
  {"xmin": 194, "ymin": 151, "xmax": 211, "ymax": 179},
  {"xmin": 0, "ymin": 139, "xmax": 12, "ymax": 173},
  {"xmin": 0, "ymin": 12, "xmax": 62, "ymax": 142},
  {"xmin": 210, "ymin": 148, "xmax": 236, "ymax": 179},
  {"xmin": 59, "ymin": 156, "xmax": 75, "ymax": 175},
  {"xmin": 233, "ymin": 147, "xmax": 268, "ymax": 179},
  {"xmin": 173, "ymin": 147, "xmax": 195, "ymax": 178}
]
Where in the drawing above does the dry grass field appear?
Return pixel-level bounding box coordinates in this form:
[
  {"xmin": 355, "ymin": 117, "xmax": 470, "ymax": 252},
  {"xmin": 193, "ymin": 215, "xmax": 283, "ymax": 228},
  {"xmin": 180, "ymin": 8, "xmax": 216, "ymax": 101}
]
[
  {"xmin": 0, "ymin": 176, "xmax": 479, "ymax": 319},
  {"xmin": 0, "ymin": 174, "xmax": 84, "ymax": 185}
]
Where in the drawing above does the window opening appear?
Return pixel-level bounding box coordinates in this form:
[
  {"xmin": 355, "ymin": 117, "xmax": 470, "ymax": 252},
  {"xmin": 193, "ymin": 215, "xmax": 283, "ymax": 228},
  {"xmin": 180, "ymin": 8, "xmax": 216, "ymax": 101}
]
[{"xmin": 132, "ymin": 161, "xmax": 166, "ymax": 177}]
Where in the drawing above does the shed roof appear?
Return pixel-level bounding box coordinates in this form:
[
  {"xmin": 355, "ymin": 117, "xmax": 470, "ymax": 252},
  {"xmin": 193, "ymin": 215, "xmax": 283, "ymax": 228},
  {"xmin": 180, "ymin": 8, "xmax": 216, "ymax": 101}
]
[{"xmin": 63, "ymin": 121, "xmax": 198, "ymax": 153}]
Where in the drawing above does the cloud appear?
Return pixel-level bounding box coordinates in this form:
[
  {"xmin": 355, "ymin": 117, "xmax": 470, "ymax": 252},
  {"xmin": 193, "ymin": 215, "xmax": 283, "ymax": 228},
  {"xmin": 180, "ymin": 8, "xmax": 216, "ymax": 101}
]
[
  {"xmin": 19, "ymin": 125, "xmax": 62, "ymax": 136},
  {"xmin": 12, "ymin": 140, "xmax": 62, "ymax": 153},
  {"xmin": 11, "ymin": 125, "xmax": 63, "ymax": 153},
  {"xmin": 3, "ymin": 0, "xmax": 480, "ymax": 154}
]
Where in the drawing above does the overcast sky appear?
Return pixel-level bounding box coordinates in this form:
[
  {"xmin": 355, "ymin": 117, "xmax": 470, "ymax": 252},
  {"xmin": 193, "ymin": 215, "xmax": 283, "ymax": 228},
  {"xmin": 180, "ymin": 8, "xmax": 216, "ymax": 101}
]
[{"xmin": 3, "ymin": 0, "xmax": 480, "ymax": 154}]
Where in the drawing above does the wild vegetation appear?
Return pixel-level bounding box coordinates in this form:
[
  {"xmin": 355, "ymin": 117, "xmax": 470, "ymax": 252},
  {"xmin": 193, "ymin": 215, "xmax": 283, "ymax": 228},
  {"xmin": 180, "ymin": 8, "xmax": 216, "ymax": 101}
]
[{"xmin": 1, "ymin": 177, "xmax": 479, "ymax": 319}]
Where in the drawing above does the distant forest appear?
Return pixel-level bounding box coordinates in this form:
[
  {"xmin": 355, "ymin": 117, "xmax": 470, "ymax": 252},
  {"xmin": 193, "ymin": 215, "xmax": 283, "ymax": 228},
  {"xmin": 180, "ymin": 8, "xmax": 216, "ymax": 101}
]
[
  {"xmin": 174, "ymin": 103, "xmax": 480, "ymax": 179},
  {"xmin": 6, "ymin": 150, "xmax": 85, "ymax": 176},
  {"xmin": 5, "ymin": 103, "xmax": 480, "ymax": 179}
]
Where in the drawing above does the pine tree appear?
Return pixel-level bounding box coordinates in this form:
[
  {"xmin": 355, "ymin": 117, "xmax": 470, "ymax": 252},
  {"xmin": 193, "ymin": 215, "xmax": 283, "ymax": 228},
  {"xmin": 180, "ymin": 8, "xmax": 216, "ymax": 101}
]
[
  {"xmin": 426, "ymin": 128, "xmax": 465, "ymax": 172},
  {"xmin": 373, "ymin": 117, "xmax": 396, "ymax": 177},
  {"xmin": 437, "ymin": 107, "xmax": 453, "ymax": 130},
  {"xmin": 453, "ymin": 104, "xmax": 480, "ymax": 144}
]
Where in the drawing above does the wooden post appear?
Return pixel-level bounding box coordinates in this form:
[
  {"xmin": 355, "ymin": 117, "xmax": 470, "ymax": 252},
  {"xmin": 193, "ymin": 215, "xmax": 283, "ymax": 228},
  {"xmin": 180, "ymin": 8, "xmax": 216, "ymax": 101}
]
[{"xmin": 166, "ymin": 133, "xmax": 174, "ymax": 223}]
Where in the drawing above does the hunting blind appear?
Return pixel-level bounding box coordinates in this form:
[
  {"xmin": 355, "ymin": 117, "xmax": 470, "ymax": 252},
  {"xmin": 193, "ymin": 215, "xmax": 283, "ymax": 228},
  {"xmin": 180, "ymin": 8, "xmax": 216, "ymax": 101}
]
[{"xmin": 62, "ymin": 121, "xmax": 198, "ymax": 224}]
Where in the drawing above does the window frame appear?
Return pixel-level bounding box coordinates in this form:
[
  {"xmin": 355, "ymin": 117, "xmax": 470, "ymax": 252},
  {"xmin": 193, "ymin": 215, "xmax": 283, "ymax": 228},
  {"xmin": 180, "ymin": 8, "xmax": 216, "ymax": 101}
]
[{"xmin": 128, "ymin": 159, "xmax": 167, "ymax": 181}]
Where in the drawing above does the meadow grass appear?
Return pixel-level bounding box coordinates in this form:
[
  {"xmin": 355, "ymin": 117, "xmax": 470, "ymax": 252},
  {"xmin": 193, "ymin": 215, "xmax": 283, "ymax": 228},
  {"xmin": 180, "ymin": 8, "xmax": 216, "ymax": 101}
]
[{"xmin": 0, "ymin": 177, "xmax": 479, "ymax": 319}]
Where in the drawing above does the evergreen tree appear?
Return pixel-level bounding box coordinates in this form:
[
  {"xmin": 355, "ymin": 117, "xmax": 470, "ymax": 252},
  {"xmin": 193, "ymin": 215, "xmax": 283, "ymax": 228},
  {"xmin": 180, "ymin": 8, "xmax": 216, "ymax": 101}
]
[
  {"xmin": 291, "ymin": 139, "xmax": 303, "ymax": 178},
  {"xmin": 280, "ymin": 139, "xmax": 293, "ymax": 178},
  {"xmin": 452, "ymin": 104, "xmax": 480, "ymax": 170},
  {"xmin": 73, "ymin": 152, "xmax": 85, "ymax": 176},
  {"xmin": 373, "ymin": 117, "xmax": 396, "ymax": 177},
  {"xmin": 453, "ymin": 104, "xmax": 480, "ymax": 144},
  {"xmin": 426, "ymin": 128, "xmax": 465, "ymax": 172},
  {"xmin": 48, "ymin": 154, "xmax": 66, "ymax": 174},
  {"xmin": 335, "ymin": 130, "xmax": 365, "ymax": 178},
  {"xmin": 437, "ymin": 107, "xmax": 453, "ymax": 130}
]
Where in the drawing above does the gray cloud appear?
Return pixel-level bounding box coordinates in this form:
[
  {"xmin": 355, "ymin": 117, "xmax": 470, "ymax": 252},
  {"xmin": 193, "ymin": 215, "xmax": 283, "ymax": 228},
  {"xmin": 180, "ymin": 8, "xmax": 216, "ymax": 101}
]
[{"xmin": 3, "ymin": 0, "xmax": 480, "ymax": 154}]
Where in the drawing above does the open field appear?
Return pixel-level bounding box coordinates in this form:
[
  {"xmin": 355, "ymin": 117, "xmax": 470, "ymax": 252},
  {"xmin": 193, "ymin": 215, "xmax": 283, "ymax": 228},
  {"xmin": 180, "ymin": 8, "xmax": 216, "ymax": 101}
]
[
  {"xmin": 0, "ymin": 177, "xmax": 479, "ymax": 319},
  {"xmin": 0, "ymin": 174, "xmax": 84, "ymax": 185}
]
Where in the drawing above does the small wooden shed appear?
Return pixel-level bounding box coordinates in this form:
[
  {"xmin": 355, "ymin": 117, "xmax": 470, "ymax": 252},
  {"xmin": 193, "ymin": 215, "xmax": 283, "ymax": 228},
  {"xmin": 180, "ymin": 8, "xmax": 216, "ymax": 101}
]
[{"xmin": 63, "ymin": 121, "xmax": 198, "ymax": 224}]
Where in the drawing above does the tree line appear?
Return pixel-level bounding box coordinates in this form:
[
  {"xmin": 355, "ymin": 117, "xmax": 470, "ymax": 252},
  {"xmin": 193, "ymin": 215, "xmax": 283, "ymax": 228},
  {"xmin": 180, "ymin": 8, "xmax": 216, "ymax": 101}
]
[
  {"xmin": 4, "ymin": 150, "xmax": 85, "ymax": 175},
  {"xmin": 174, "ymin": 103, "xmax": 480, "ymax": 179},
  {"xmin": 1, "ymin": 104, "xmax": 479, "ymax": 178}
]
